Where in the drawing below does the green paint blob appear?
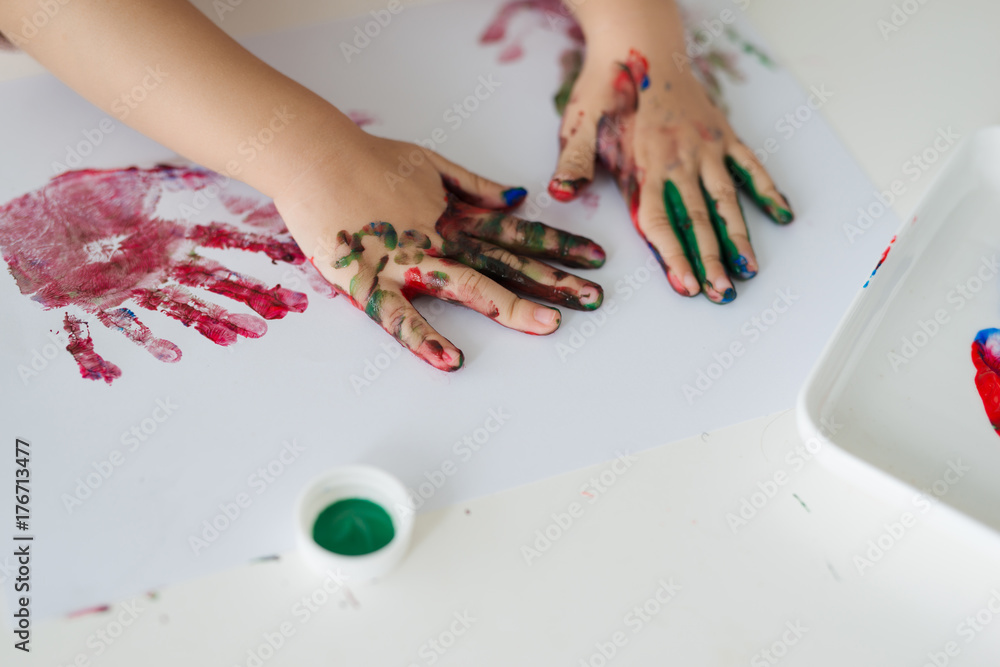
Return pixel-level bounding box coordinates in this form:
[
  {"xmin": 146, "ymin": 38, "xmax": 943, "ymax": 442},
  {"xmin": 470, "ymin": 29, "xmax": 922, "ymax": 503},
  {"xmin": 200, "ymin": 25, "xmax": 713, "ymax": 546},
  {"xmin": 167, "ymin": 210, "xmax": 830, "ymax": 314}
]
[
  {"xmin": 724, "ymin": 157, "xmax": 793, "ymax": 224},
  {"xmin": 663, "ymin": 180, "xmax": 706, "ymax": 284},
  {"xmin": 702, "ymin": 184, "xmax": 753, "ymax": 279},
  {"xmin": 312, "ymin": 498, "xmax": 395, "ymax": 556}
]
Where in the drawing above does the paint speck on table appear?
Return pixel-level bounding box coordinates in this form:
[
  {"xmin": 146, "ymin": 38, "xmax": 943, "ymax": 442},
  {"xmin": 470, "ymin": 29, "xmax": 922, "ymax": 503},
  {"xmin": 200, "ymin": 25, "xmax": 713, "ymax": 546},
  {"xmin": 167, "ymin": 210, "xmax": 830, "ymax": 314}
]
[{"xmin": 792, "ymin": 493, "xmax": 811, "ymax": 512}]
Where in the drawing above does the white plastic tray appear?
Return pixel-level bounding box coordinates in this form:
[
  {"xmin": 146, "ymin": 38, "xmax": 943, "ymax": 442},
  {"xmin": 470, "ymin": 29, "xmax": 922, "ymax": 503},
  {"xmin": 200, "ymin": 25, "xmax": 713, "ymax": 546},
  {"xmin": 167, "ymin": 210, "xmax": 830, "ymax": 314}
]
[{"xmin": 799, "ymin": 127, "xmax": 1000, "ymax": 543}]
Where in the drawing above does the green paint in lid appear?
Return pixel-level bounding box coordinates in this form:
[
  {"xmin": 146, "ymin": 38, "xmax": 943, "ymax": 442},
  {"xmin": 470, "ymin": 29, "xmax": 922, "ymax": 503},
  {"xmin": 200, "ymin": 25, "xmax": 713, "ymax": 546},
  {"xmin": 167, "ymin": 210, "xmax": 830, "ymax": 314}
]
[{"xmin": 312, "ymin": 498, "xmax": 395, "ymax": 556}]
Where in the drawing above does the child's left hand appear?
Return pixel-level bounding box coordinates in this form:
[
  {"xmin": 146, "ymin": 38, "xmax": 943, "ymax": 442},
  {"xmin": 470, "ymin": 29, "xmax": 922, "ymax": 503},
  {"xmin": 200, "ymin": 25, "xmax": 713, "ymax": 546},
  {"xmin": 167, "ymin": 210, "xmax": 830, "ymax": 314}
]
[{"xmin": 549, "ymin": 0, "xmax": 794, "ymax": 304}]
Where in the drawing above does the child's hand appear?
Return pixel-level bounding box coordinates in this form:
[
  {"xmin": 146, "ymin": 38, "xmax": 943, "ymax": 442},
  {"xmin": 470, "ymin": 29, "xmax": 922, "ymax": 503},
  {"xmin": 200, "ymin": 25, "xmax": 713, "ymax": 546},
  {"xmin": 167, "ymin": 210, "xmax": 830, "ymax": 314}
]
[
  {"xmin": 275, "ymin": 129, "xmax": 606, "ymax": 371},
  {"xmin": 551, "ymin": 0, "xmax": 794, "ymax": 304},
  {"xmin": 0, "ymin": 0, "xmax": 605, "ymax": 372}
]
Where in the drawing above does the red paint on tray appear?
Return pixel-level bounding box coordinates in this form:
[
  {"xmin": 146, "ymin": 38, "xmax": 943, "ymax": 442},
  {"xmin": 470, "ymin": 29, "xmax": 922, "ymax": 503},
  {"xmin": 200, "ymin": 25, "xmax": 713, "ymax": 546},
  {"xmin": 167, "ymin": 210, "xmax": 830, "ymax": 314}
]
[{"xmin": 973, "ymin": 328, "xmax": 1000, "ymax": 437}]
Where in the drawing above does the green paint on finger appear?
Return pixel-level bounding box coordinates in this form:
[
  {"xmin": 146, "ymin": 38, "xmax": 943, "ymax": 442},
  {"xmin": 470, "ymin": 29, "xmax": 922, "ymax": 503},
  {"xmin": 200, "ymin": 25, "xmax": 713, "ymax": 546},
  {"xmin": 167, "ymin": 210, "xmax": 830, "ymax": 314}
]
[
  {"xmin": 702, "ymin": 185, "xmax": 755, "ymax": 279},
  {"xmin": 725, "ymin": 157, "xmax": 793, "ymax": 224},
  {"xmin": 554, "ymin": 48, "xmax": 583, "ymax": 115},
  {"xmin": 663, "ymin": 181, "xmax": 707, "ymax": 285},
  {"xmin": 364, "ymin": 287, "xmax": 389, "ymax": 320},
  {"xmin": 518, "ymin": 220, "xmax": 550, "ymax": 252}
]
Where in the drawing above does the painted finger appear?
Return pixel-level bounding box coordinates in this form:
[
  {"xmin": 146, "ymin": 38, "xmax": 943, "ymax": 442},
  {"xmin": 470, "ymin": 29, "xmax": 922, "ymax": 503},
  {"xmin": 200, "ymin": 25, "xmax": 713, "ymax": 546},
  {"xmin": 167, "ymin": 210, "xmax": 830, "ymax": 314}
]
[
  {"xmin": 664, "ymin": 177, "xmax": 736, "ymax": 304},
  {"xmin": 550, "ymin": 107, "xmax": 600, "ymax": 202},
  {"xmin": 633, "ymin": 176, "xmax": 699, "ymax": 297},
  {"xmin": 425, "ymin": 150, "xmax": 528, "ymax": 210},
  {"xmin": 700, "ymin": 158, "xmax": 758, "ymax": 279},
  {"xmin": 461, "ymin": 210, "xmax": 606, "ymax": 269},
  {"xmin": 363, "ymin": 286, "xmax": 464, "ymax": 372},
  {"xmin": 412, "ymin": 253, "xmax": 563, "ymax": 334},
  {"xmin": 725, "ymin": 144, "xmax": 794, "ymax": 224},
  {"xmin": 455, "ymin": 239, "xmax": 603, "ymax": 310}
]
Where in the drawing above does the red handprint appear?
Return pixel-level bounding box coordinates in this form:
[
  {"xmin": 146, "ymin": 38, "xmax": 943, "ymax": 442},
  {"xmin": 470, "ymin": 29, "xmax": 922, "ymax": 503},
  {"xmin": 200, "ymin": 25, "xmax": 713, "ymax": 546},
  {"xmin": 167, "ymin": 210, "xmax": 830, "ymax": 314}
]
[{"xmin": 0, "ymin": 165, "xmax": 314, "ymax": 384}]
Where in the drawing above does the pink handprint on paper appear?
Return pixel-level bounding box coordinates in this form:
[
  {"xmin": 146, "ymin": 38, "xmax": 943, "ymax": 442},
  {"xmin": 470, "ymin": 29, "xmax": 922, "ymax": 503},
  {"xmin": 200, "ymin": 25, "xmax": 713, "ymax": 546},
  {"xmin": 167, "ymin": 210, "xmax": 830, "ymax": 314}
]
[{"xmin": 0, "ymin": 165, "xmax": 316, "ymax": 384}]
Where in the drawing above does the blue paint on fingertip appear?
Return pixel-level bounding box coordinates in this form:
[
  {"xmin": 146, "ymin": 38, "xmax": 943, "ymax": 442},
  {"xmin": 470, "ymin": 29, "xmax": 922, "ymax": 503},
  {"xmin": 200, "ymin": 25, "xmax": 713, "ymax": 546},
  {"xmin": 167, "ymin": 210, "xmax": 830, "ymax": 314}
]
[{"xmin": 502, "ymin": 187, "xmax": 528, "ymax": 207}]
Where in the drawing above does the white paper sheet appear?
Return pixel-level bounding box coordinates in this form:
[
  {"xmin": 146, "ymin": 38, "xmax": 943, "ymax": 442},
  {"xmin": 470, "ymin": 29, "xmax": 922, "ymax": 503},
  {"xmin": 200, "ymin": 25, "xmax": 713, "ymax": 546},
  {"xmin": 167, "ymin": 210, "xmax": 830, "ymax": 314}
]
[{"xmin": 0, "ymin": 0, "xmax": 897, "ymax": 619}]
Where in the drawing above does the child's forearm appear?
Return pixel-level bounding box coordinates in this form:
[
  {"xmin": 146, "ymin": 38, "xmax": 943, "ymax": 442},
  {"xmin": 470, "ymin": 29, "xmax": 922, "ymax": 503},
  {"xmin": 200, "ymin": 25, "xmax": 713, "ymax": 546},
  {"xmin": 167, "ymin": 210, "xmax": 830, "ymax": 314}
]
[
  {"xmin": 565, "ymin": 0, "xmax": 686, "ymax": 56},
  {"xmin": 0, "ymin": 0, "xmax": 358, "ymax": 199}
]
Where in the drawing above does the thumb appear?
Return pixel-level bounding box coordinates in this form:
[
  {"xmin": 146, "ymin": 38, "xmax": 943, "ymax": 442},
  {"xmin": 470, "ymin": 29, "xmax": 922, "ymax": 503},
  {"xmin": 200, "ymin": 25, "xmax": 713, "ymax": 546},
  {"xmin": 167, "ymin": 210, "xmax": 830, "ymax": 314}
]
[{"xmin": 425, "ymin": 150, "xmax": 528, "ymax": 210}]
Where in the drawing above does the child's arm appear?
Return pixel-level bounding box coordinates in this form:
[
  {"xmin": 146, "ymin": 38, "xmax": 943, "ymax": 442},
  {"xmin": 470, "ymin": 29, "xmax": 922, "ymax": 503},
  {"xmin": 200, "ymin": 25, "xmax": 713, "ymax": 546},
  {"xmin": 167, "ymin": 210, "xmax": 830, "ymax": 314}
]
[
  {"xmin": 0, "ymin": 0, "xmax": 606, "ymax": 371},
  {"xmin": 552, "ymin": 0, "xmax": 793, "ymax": 304}
]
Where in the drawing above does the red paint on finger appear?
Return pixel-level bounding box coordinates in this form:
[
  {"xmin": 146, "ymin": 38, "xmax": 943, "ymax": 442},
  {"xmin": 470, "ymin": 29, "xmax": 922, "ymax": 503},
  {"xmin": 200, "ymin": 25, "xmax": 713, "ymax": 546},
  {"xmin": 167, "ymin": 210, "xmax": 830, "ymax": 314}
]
[{"xmin": 548, "ymin": 177, "xmax": 588, "ymax": 202}]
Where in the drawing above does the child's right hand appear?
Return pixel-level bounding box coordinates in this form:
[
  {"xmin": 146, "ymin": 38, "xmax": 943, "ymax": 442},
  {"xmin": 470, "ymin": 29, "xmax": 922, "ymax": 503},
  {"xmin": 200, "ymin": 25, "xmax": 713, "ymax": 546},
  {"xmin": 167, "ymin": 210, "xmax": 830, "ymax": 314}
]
[{"xmin": 274, "ymin": 128, "xmax": 606, "ymax": 371}]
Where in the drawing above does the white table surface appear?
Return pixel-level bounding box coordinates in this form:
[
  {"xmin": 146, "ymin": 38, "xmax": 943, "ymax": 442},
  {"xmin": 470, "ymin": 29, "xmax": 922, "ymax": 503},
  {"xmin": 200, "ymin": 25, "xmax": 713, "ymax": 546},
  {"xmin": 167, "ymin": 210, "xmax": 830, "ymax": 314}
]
[{"xmin": 4, "ymin": 0, "xmax": 1000, "ymax": 664}]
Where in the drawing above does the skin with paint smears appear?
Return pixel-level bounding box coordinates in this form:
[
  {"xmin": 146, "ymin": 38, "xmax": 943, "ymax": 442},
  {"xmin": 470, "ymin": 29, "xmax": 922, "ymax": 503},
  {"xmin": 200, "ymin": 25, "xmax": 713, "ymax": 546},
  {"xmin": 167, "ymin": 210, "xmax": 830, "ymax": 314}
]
[
  {"xmin": 558, "ymin": 43, "xmax": 794, "ymax": 304},
  {"xmin": 312, "ymin": 498, "xmax": 395, "ymax": 556},
  {"xmin": 313, "ymin": 184, "xmax": 606, "ymax": 372},
  {"xmin": 0, "ymin": 166, "xmax": 317, "ymax": 383},
  {"xmin": 481, "ymin": 0, "xmax": 794, "ymax": 303},
  {"xmin": 972, "ymin": 328, "xmax": 1000, "ymax": 437}
]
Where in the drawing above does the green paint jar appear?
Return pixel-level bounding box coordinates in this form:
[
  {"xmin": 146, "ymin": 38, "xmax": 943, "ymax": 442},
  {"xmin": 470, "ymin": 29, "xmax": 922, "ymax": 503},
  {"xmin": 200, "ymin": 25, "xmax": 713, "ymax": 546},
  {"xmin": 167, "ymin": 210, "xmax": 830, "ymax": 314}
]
[{"xmin": 297, "ymin": 466, "xmax": 415, "ymax": 581}]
